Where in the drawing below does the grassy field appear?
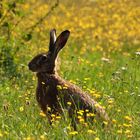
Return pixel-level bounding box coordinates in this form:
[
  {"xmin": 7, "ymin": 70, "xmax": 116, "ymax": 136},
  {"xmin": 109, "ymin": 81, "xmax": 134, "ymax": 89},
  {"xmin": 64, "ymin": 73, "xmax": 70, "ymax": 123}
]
[{"xmin": 0, "ymin": 0, "xmax": 140, "ymax": 139}]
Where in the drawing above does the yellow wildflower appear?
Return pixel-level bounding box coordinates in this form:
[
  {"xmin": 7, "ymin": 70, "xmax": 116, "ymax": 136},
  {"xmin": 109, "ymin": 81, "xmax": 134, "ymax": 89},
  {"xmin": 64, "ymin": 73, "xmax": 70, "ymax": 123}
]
[
  {"xmin": 87, "ymin": 113, "xmax": 95, "ymax": 117},
  {"xmin": 0, "ymin": 132, "xmax": 3, "ymax": 137},
  {"xmin": 107, "ymin": 99, "xmax": 114, "ymax": 104},
  {"xmin": 84, "ymin": 77, "xmax": 90, "ymax": 81},
  {"xmin": 56, "ymin": 116, "xmax": 61, "ymax": 119},
  {"xmin": 51, "ymin": 114, "xmax": 55, "ymax": 118},
  {"xmin": 77, "ymin": 110, "xmax": 84, "ymax": 115},
  {"xmin": 39, "ymin": 112, "xmax": 46, "ymax": 117},
  {"xmin": 124, "ymin": 116, "xmax": 132, "ymax": 121},
  {"xmin": 95, "ymin": 137, "xmax": 100, "ymax": 140},
  {"xmin": 85, "ymin": 109, "xmax": 89, "ymax": 112},
  {"xmin": 117, "ymin": 129, "xmax": 123, "ymax": 134},
  {"xmin": 57, "ymin": 85, "xmax": 62, "ymax": 90},
  {"xmin": 40, "ymin": 135, "xmax": 45, "ymax": 139},
  {"xmin": 69, "ymin": 131, "xmax": 78, "ymax": 136},
  {"xmin": 63, "ymin": 86, "xmax": 68, "ymax": 89},
  {"xmin": 19, "ymin": 106, "xmax": 24, "ymax": 112},
  {"xmin": 87, "ymin": 129, "xmax": 96, "ymax": 134},
  {"xmin": 67, "ymin": 126, "xmax": 71, "ymax": 130},
  {"xmin": 93, "ymin": 93, "xmax": 101, "ymax": 99},
  {"xmin": 117, "ymin": 109, "xmax": 121, "ymax": 112},
  {"xmin": 95, "ymin": 103, "xmax": 100, "ymax": 108},
  {"xmin": 112, "ymin": 119, "xmax": 117, "ymax": 124},
  {"xmin": 123, "ymin": 123, "xmax": 132, "ymax": 128},
  {"xmin": 125, "ymin": 129, "xmax": 132, "ymax": 135},
  {"xmin": 77, "ymin": 116, "xmax": 82, "ymax": 119},
  {"xmin": 67, "ymin": 102, "xmax": 72, "ymax": 106},
  {"xmin": 103, "ymin": 121, "xmax": 108, "ymax": 125},
  {"xmin": 79, "ymin": 118, "xmax": 84, "ymax": 123},
  {"xmin": 47, "ymin": 107, "xmax": 51, "ymax": 111}
]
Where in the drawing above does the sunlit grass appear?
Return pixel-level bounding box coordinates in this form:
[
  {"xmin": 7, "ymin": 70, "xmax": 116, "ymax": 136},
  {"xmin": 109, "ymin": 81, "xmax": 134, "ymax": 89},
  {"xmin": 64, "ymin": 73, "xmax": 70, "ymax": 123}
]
[{"xmin": 0, "ymin": 47, "xmax": 139, "ymax": 139}]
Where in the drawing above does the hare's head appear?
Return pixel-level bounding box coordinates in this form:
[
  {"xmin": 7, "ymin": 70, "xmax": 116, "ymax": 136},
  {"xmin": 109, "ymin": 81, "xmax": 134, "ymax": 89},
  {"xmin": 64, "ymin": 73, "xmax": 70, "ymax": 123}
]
[{"xmin": 28, "ymin": 29, "xmax": 70, "ymax": 74}]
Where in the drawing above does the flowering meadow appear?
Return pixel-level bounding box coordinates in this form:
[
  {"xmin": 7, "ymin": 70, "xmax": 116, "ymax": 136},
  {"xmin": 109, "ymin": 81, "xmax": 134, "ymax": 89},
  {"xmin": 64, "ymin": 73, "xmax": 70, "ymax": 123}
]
[{"xmin": 0, "ymin": 0, "xmax": 140, "ymax": 139}]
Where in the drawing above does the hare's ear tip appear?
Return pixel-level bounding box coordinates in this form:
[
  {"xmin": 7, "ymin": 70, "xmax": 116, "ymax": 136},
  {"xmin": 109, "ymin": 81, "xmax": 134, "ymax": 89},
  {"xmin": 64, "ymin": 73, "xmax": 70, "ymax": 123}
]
[
  {"xmin": 50, "ymin": 28, "xmax": 56, "ymax": 32},
  {"xmin": 64, "ymin": 30, "xmax": 70, "ymax": 33},
  {"xmin": 63, "ymin": 30, "xmax": 70, "ymax": 36}
]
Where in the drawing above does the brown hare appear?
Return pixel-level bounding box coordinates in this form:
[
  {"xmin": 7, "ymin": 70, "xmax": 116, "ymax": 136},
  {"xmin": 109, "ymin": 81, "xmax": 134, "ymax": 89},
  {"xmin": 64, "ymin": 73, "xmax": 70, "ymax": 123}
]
[{"xmin": 28, "ymin": 29, "xmax": 110, "ymax": 129}]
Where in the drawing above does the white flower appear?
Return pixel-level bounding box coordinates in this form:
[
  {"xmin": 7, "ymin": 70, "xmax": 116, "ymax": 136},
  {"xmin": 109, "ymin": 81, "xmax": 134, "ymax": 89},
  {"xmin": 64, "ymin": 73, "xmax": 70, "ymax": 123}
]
[
  {"xmin": 121, "ymin": 67, "xmax": 127, "ymax": 70},
  {"xmin": 135, "ymin": 51, "xmax": 140, "ymax": 55},
  {"xmin": 101, "ymin": 57, "xmax": 110, "ymax": 63}
]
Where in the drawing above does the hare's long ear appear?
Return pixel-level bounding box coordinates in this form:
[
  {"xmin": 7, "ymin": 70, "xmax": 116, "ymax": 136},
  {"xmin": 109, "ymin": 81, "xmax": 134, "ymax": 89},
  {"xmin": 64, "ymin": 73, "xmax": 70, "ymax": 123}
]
[
  {"xmin": 49, "ymin": 29, "xmax": 56, "ymax": 52},
  {"xmin": 53, "ymin": 30, "xmax": 70, "ymax": 58}
]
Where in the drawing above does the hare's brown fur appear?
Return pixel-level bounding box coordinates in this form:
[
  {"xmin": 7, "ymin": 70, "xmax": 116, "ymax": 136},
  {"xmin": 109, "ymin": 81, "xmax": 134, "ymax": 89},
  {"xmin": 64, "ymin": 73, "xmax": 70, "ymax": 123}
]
[{"xmin": 28, "ymin": 29, "xmax": 110, "ymax": 129}]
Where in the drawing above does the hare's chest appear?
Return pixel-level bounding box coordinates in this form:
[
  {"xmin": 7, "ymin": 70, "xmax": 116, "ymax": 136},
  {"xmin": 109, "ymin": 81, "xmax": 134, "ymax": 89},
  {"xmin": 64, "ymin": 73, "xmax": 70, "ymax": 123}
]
[
  {"xmin": 37, "ymin": 83, "xmax": 57, "ymax": 103},
  {"xmin": 39, "ymin": 83, "xmax": 58, "ymax": 96}
]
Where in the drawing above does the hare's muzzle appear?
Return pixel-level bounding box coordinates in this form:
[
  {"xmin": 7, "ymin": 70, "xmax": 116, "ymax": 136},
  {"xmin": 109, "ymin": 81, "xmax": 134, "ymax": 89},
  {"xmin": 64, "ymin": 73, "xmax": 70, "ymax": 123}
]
[{"xmin": 28, "ymin": 62, "xmax": 37, "ymax": 72}]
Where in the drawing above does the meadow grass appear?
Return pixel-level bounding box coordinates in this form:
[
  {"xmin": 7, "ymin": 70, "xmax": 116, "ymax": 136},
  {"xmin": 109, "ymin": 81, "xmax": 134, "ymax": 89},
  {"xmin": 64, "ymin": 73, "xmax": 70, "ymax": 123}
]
[
  {"xmin": 0, "ymin": 0, "xmax": 140, "ymax": 139},
  {"xmin": 0, "ymin": 43, "xmax": 140, "ymax": 139}
]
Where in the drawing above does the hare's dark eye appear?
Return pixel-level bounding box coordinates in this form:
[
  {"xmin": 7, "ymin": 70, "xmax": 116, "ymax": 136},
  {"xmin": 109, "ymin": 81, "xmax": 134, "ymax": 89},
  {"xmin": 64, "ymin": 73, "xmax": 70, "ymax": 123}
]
[{"xmin": 41, "ymin": 55, "xmax": 47, "ymax": 61}]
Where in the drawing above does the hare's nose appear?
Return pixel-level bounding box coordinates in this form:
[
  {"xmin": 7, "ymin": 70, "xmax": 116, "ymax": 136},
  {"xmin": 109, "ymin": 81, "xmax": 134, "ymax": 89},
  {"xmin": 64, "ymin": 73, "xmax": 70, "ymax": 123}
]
[
  {"xmin": 28, "ymin": 63, "xmax": 37, "ymax": 72},
  {"xmin": 28, "ymin": 63, "xmax": 33, "ymax": 70}
]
